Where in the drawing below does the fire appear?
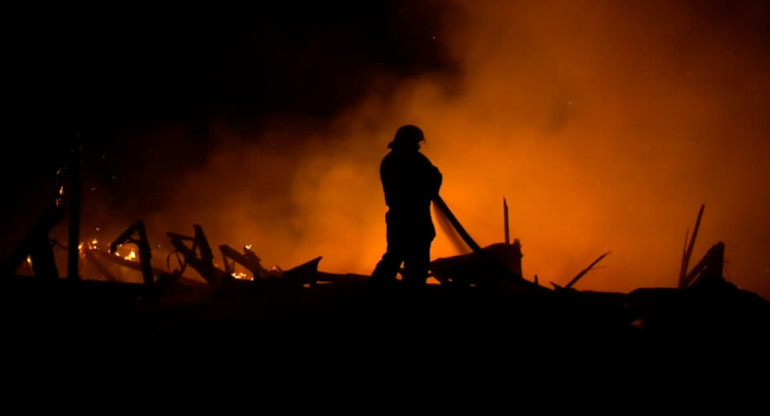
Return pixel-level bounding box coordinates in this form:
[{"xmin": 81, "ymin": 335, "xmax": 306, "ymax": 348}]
[
  {"xmin": 55, "ymin": 185, "xmax": 65, "ymax": 207},
  {"xmin": 233, "ymin": 272, "xmax": 253, "ymax": 281},
  {"xmin": 71, "ymin": 1, "xmax": 770, "ymax": 301},
  {"xmin": 26, "ymin": 255, "xmax": 32, "ymax": 267},
  {"xmin": 125, "ymin": 250, "xmax": 137, "ymax": 261}
]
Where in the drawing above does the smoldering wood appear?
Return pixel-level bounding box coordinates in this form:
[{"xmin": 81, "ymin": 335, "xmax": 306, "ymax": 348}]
[
  {"xmin": 87, "ymin": 248, "xmax": 168, "ymax": 279},
  {"xmin": 168, "ymin": 225, "xmax": 226, "ymax": 286},
  {"xmin": 0, "ymin": 205, "xmax": 64, "ymax": 278},
  {"xmin": 29, "ymin": 237, "xmax": 59, "ymax": 279},
  {"xmin": 83, "ymin": 245, "xmax": 202, "ymax": 304},
  {"xmin": 2, "ymin": 141, "xmax": 767, "ymax": 355},
  {"xmin": 221, "ymin": 242, "xmax": 329, "ymax": 283},
  {"xmin": 109, "ymin": 220, "xmax": 155, "ymax": 287},
  {"xmin": 1, "ymin": 212, "xmax": 765, "ymax": 354},
  {"xmin": 219, "ymin": 244, "xmax": 268, "ymax": 278},
  {"xmin": 82, "ymin": 248, "xmax": 121, "ymax": 281}
]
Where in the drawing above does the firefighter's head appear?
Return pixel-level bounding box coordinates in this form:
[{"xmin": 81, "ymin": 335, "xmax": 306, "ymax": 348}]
[{"xmin": 388, "ymin": 125, "xmax": 424, "ymax": 149}]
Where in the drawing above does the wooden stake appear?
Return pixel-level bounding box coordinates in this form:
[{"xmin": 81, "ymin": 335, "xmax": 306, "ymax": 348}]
[
  {"xmin": 679, "ymin": 204, "xmax": 705, "ymax": 288},
  {"xmin": 503, "ymin": 198, "xmax": 510, "ymax": 245}
]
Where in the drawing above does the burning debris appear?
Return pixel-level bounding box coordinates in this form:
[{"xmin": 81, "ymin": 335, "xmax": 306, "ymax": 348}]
[
  {"xmin": 429, "ymin": 196, "xmax": 541, "ymax": 293},
  {"xmin": 70, "ymin": 222, "xmax": 328, "ymax": 296},
  {"xmin": 0, "ymin": 204, "xmax": 63, "ymax": 279},
  {"xmin": 0, "ymin": 156, "xmax": 767, "ymax": 353},
  {"xmin": 0, "ymin": 173, "xmax": 757, "ymax": 304},
  {"xmin": 219, "ymin": 243, "xmax": 281, "ymax": 281}
]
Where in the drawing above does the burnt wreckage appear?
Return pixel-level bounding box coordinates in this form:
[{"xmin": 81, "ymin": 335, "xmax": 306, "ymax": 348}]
[{"xmin": 2, "ymin": 152, "xmax": 768, "ymax": 352}]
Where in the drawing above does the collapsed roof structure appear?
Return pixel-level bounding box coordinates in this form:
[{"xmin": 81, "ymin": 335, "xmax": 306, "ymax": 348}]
[{"xmin": 1, "ymin": 152, "xmax": 768, "ymax": 359}]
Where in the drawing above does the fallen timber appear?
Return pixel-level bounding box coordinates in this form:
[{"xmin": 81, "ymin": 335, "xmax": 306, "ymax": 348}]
[{"xmin": 1, "ymin": 197, "xmax": 768, "ymax": 361}]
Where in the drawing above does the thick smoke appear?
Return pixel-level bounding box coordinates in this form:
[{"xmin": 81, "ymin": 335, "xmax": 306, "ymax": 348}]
[
  {"xmin": 424, "ymin": 0, "xmax": 770, "ymax": 297},
  {"xmin": 50, "ymin": 1, "xmax": 769, "ymax": 299}
]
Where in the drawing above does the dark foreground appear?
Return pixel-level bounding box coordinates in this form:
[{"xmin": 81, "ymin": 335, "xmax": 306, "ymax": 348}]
[{"xmin": 3, "ymin": 275, "xmax": 768, "ymax": 369}]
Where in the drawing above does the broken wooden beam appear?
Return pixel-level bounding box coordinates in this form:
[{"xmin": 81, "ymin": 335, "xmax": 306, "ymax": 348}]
[
  {"xmin": 1, "ymin": 205, "xmax": 64, "ymax": 278},
  {"xmin": 220, "ymin": 244, "xmax": 266, "ymax": 278},
  {"xmin": 81, "ymin": 249, "xmax": 120, "ymax": 281},
  {"xmin": 682, "ymin": 242, "xmax": 725, "ymax": 288},
  {"xmin": 503, "ymin": 198, "xmax": 510, "ymax": 245},
  {"xmin": 167, "ymin": 225, "xmax": 225, "ymax": 285},
  {"xmin": 679, "ymin": 204, "xmax": 705, "ymax": 288},
  {"xmin": 109, "ymin": 220, "xmax": 154, "ymax": 287},
  {"xmin": 87, "ymin": 248, "xmax": 168, "ymax": 278},
  {"xmin": 564, "ymin": 251, "xmax": 611, "ymax": 289},
  {"xmin": 283, "ymin": 256, "xmax": 323, "ymax": 284}
]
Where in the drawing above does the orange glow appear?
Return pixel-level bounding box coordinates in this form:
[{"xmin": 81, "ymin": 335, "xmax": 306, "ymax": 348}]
[
  {"xmin": 233, "ymin": 272, "xmax": 252, "ymax": 281},
  {"xmin": 124, "ymin": 250, "xmax": 136, "ymax": 261},
  {"xmin": 63, "ymin": 2, "xmax": 770, "ymax": 301}
]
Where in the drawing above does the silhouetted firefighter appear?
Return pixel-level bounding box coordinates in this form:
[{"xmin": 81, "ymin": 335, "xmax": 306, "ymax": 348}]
[{"xmin": 371, "ymin": 125, "xmax": 442, "ymax": 289}]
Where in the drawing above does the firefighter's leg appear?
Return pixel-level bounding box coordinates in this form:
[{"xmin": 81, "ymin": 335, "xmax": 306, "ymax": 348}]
[
  {"xmin": 371, "ymin": 225, "xmax": 405, "ymax": 283},
  {"xmin": 402, "ymin": 238, "xmax": 431, "ymax": 289}
]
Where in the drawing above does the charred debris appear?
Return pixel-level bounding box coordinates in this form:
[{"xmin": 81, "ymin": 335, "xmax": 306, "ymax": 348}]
[{"xmin": 1, "ymin": 152, "xmax": 768, "ymax": 352}]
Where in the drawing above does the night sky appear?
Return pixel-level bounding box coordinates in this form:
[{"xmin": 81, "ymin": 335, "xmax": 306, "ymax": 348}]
[
  {"xmin": 3, "ymin": 1, "xmax": 454, "ymax": 232},
  {"xmin": 3, "ymin": 1, "xmax": 770, "ymax": 300}
]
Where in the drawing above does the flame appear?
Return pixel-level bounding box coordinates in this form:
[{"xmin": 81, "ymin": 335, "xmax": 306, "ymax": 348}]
[
  {"xmin": 245, "ymin": 244, "xmax": 252, "ymax": 250},
  {"xmin": 55, "ymin": 185, "xmax": 65, "ymax": 207},
  {"xmin": 26, "ymin": 255, "xmax": 33, "ymax": 267},
  {"xmin": 233, "ymin": 272, "xmax": 252, "ymax": 281},
  {"xmin": 72, "ymin": 1, "xmax": 770, "ymax": 301},
  {"xmin": 125, "ymin": 250, "xmax": 137, "ymax": 261}
]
